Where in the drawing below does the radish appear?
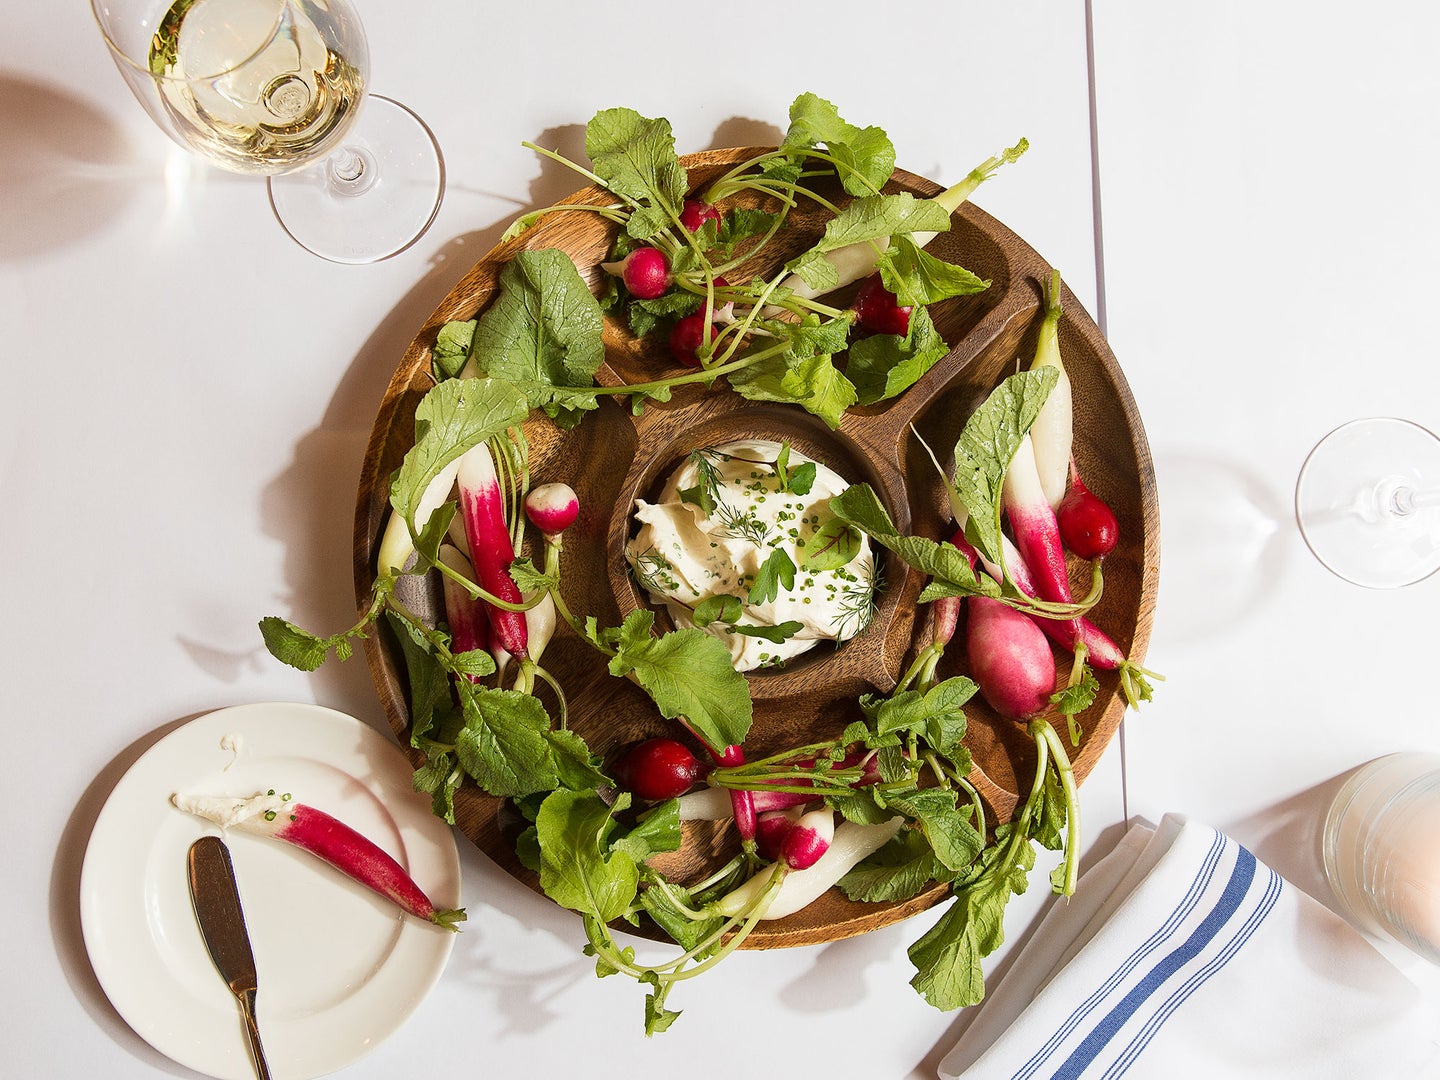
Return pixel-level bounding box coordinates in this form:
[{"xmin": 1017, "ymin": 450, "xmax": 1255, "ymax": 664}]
[
  {"xmin": 709, "ymin": 817, "xmax": 903, "ymax": 920},
  {"xmin": 438, "ymin": 543, "xmax": 492, "ymax": 680},
  {"xmin": 1002, "ymin": 434, "xmax": 1073, "ymax": 610},
  {"xmin": 677, "ymin": 784, "xmax": 815, "ymax": 819},
  {"xmin": 172, "ymin": 792, "xmax": 465, "ymax": 929},
  {"xmin": 1056, "ymin": 471, "xmax": 1119, "ymax": 560},
  {"xmin": 1027, "ymin": 269, "xmax": 1072, "ymax": 509},
  {"xmin": 852, "ymin": 273, "xmax": 913, "ymax": 335},
  {"xmin": 613, "ymin": 737, "xmax": 705, "ymax": 801},
  {"xmin": 376, "ymin": 457, "xmax": 461, "ymax": 576},
  {"xmin": 456, "ymin": 440, "xmax": 528, "ymax": 659},
  {"xmin": 966, "ymin": 594, "xmax": 1056, "ymax": 721},
  {"xmin": 713, "ymin": 743, "xmax": 756, "ymax": 844},
  {"xmin": 603, "ymin": 246, "xmax": 670, "ymax": 299},
  {"xmin": 753, "ymin": 807, "xmax": 835, "ymax": 871},
  {"xmin": 524, "ymin": 482, "xmax": 579, "ymax": 538},
  {"xmin": 773, "ymin": 139, "xmax": 1027, "ymax": 305},
  {"xmin": 668, "ymin": 311, "xmax": 714, "ymax": 367},
  {"xmin": 679, "ymin": 199, "xmax": 721, "ymax": 232}
]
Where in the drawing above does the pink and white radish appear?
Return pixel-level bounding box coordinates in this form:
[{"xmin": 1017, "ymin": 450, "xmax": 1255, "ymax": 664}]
[
  {"xmin": 376, "ymin": 457, "xmax": 462, "ymax": 576},
  {"xmin": 438, "ymin": 543, "xmax": 492, "ymax": 680},
  {"xmin": 456, "ymin": 440, "xmax": 528, "ymax": 659},
  {"xmin": 172, "ymin": 791, "xmax": 465, "ymax": 929},
  {"xmin": 709, "ymin": 816, "xmax": 902, "ymax": 920},
  {"xmin": 1027, "ymin": 269, "xmax": 1072, "ymax": 508},
  {"xmin": 753, "ymin": 807, "xmax": 835, "ymax": 871},
  {"xmin": 603, "ymin": 246, "xmax": 670, "ymax": 299},
  {"xmin": 523, "ymin": 482, "xmax": 579, "ymax": 539},
  {"xmin": 966, "ymin": 594, "xmax": 1057, "ymax": 721},
  {"xmin": 1002, "ymin": 434, "xmax": 1073, "ymax": 610}
]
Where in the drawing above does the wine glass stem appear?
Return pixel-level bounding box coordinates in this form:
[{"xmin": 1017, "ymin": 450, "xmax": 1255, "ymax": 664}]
[
  {"xmin": 327, "ymin": 146, "xmax": 377, "ymax": 196},
  {"xmin": 1387, "ymin": 483, "xmax": 1440, "ymax": 517}
]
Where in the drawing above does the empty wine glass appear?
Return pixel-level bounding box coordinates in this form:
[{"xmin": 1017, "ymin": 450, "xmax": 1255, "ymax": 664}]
[
  {"xmin": 1295, "ymin": 417, "xmax": 1440, "ymax": 588},
  {"xmin": 91, "ymin": 0, "xmax": 444, "ymax": 263}
]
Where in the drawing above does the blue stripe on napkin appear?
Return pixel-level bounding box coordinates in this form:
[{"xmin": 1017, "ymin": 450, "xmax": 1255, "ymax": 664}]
[{"xmin": 1015, "ymin": 828, "xmax": 1284, "ymax": 1079}]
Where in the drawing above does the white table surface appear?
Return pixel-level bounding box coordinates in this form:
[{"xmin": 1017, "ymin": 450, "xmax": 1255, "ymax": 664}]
[{"xmin": 2, "ymin": 1, "xmax": 1435, "ymax": 1077}]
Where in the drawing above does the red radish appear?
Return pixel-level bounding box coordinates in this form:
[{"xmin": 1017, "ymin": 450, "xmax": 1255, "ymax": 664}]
[
  {"xmin": 754, "ymin": 807, "xmax": 835, "ymax": 871},
  {"xmin": 680, "ymin": 199, "xmax": 721, "ymax": 232},
  {"xmin": 668, "ymin": 311, "xmax": 714, "ymax": 367},
  {"xmin": 966, "ymin": 594, "xmax": 1056, "ymax": 721},
  {"xmin": 1027, "ymin": 269, "xmax": 1072, "ymax": 508},
  {"xmin": 1002, "ymin": 435, "xmax": 1073, "ymax": 609},
  {"xmin": 754, "ymin": 808, "xmax": 800, "ymax": 862},
  {"xmin": 172, "ymin": 792, "xmax": 465, "ymax": 929},
  {"xmin": 605, "ymin": 246, "xmax": 670, "ymax": 299},
  {"xmin": 438, "ymin": 544, "xmax": 491, "ymax": 680},
  {"xmin": 456, "ymin": 441, "xmax": 528, "ymax": 659},
  {"xmin": 613, "ymin": 737, "xmax": 705, "ymax": 801},
  {"xmin": 713, "ymin": 743, "xmax": 756, "ymax": 843},
  {"xmin": 524, "ymin": 482, "xmax": 579, "ymax": 537},
  {"xmin": 852, "ymin": 274, "xmax": 913, "ymax": 335},
  {"xmin": 1056, "ymin": 473, "xmax": 1119, "ymax": 559},
  {"xmin": 710, "ymin": 817, "xmax": 903, "ymax": 920}
]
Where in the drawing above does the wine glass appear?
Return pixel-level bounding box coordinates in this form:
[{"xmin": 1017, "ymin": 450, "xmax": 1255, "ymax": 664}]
[
  {"xmin": 91, "ymin": 0, "xmax": 444, "ymax": 264},
  {"xmin": 1295, "ymin": 417, "xmax": 1440, "ymax": 588}
]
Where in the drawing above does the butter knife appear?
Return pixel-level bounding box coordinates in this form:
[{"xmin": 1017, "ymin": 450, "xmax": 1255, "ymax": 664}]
[{"xmin": 187, "ymin": 836, "xmax": 273, "ymax": 1080}]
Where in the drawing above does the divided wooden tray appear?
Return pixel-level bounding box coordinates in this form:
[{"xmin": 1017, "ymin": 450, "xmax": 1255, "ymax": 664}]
[{"xmin": 354, "ymin": 147, "xmax": 1160, "ymax": 949}]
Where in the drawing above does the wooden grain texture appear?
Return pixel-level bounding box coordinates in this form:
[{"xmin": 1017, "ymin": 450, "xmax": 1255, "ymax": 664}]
[{"xmin": 353, "ymin": 147, "xmax": 1160, "ymax": 950}]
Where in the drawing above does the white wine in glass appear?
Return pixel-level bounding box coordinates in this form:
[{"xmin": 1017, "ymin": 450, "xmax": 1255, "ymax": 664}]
[
  {"xmin": 92, "ymin": 0, "xmax": 444, "ymax": 263},
  {"xmin": 1295, "ymin": 417, "xmax": 1440, "ymax": 589}
]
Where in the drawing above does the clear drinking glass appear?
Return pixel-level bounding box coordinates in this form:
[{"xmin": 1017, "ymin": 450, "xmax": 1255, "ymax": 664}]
[
  {"xmin": 91, "ymin": 0, "xmax": 444, "ymax": 263},
  {"xmin": 1323, "ymin": 753, "xmax": 1440, "ymax": 965},
  {"xmin": 1295, "ymin": 417, "xmax": 1440, "ymax": 588}
]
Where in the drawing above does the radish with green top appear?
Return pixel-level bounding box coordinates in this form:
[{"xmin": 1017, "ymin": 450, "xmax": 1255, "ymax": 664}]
[
  {"xmin": 852, "ymin": 273, "xmax": 913, "ymax": 336},
  {"xmin": 376, "ymin": 457, "xmax": 461, "ymax": 576},
  {"xmin": 1027, "ymin": 269, "xmax": 1072, "ymax": 509},
  {"xmin": 172, "ymin": 791, "xmax": 465, "ymax": 930},
  {"xmin": 773, "ymin": 139, "xmax": 1028, "ymax": 305},
  {"xmin": 603, "ymin": 246, "xmax": 670, "ymax": 299},
  {"xmin": 524, "ymin": 482, "xmax": 579, "ymax": 538},
  {"xmin": 456, "ymin": 440, "xmax": 528, "ymax": 659},
  {"xmin": 679, "ymin": 199, "xmax": 721, "ymax": 232},
  {"xmin": 966, "ymin": 594, "xmax": 1056, "ymax": 721},
  {"xmin": 438, "ymin": 543, "xmax": 492, "ymax": 679},
  {"xmin": 709, "ymin": 816, "xmax": 902, "ymax": 920},
  {"xmin": 1056, "ymin": 470, "xmax": 1119, "ymax": 560},
  {"xmin": 613, "ymin": 737, "xmax": 706, "ymax": 801}
]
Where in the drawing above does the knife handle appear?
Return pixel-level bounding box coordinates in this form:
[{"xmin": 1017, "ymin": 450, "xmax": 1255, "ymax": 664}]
[{"xmin": 236, "ymin": 987, "xmax": 273, "ymax": 1080}]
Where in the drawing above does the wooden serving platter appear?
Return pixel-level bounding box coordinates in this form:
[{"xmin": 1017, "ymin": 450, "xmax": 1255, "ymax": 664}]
[{"xmin": 353, "ymin": 147, "xmax": 1160, "ymax": 949}]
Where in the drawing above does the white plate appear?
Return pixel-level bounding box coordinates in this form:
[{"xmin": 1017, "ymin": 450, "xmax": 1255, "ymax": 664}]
[{"xmin": 80, "ymin": 702, "xmax": 462, "ymax": 1080}]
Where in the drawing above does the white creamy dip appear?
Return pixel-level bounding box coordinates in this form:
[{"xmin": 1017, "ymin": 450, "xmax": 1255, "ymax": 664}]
[{"xmin": 626, "ymin": 439, "xmax": 878, "ymax": 671}]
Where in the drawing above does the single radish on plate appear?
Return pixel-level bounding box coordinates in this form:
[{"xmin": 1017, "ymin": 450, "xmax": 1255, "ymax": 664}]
[{"xmin": 173, "ymin": 791, "xmax": 465, "ymax": 929}]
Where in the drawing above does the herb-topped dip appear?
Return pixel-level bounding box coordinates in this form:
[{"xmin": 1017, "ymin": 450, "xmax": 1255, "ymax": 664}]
[{"xmin": 626, "ymin": 439, "xmax": 879, "ymax": 671}]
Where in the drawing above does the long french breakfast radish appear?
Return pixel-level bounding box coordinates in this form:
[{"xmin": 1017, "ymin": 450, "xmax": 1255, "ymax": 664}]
[
  {"xmin": 1002, "ymin": 434, "xmax": 1073, "ymax": 609},
  {"xmin": 173, "ymin": 791, "xmax": 465, "ymax": 929},
  {"xmin": 1027, "ymin": 268, "xmax": 1072, "ymax": 508},
  {"xmin": 966, "ymin": 595, "xmax": 1056, "ymax": 721},
  {"xmin": 772, "ymin": 140, "xmax": 1029, "ymax": 305},
  {"xmin": 438, "ymin": 543, "xmax": 492, "ymax": 678},
  {"xmin": 456, "ymin": 440, "xmax": 528, "ymax": 659},
  {"xmin": 710, "ymin": 817, "xmax": 902, "ymax": 920},
  {"xmin": 377, "ymin": 457, "xmax": 462, "ymax": 576}
]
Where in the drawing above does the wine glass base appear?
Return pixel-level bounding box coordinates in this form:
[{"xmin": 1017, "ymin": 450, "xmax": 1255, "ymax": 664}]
[
  {"xmin": 267, "ymin": 95, "xmax": 444, "ymax": 264},
  {"xmin": 1295, "ymin": 417, "xmax": 1440, "ymax": 588}
]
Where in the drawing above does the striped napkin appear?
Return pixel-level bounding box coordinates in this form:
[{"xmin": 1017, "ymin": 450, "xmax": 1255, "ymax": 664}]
[{"xmin": 937, "ymin": 814, "xmax": 1440, "ymax": 1079}]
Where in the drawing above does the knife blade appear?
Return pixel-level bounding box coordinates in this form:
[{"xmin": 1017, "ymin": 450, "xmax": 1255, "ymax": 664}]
[{"xmin": 187, "ymin": 836, "xmax": 273, "ymax": 1080}]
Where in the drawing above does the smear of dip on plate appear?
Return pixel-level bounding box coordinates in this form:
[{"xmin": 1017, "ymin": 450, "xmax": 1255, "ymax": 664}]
[{"xmin": 626, "ymin": 439, "xmax": 878, "ymax": 671}]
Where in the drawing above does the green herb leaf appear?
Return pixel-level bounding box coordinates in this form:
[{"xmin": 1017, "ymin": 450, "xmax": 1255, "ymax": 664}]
[
  {"xmin": 731, "ymin": 620, "xmax": 805, "ymax": 644},
  {"xmin": 454, "ymin": 684, "xmax": 558, "ymax": 798},
  {"xmin": 783, "ymin": 92, "xmax": 896, "ymax": 196},
  {"xmin": 258, "ymin": 616, "xmax": 334, "ymax": 672},
  {"xmin": 798, "ymin": 517, "xmax": 862, "ymax": 571},
  {"xmin": 584, "ymin": 108, "xmax": 688, "ymax": 231},
  {"xmin": 949, "ymin": 368, "xmax": 1058, "ymax": 566},
  {"xmin": 432, "ymin": 319, "xmax": 477, "ymax": 380},
  {"xmin": 726, "ymin": 350, "xmax": 858, "ymax": 430},
  {"xmin": 604, "ymin": 610, "xmax": 753, "ymax": 752},
  {"xmin": 840, "ymin": 829, "xmax": 950, "ymax": 902},
  {"xmin": 878, "ymin": 235, "xmax": 990, "ymax": 307},
  {"xmin": 535, "ymin": 788, "xmax": 639, "ymax": 924},
  {"xmin": 748, "ymin": 548, "xmax": 797, "ymax": 606},
  {"xmin": 827, "ymin": 483, "xmax": 998, "ymax": 598},
  {"xmin": 692, "ymin": 593, "xmax": 744, "ymax": 627},
  {"xmin": 846, "ymin": 305, "xmax": 951, "ymax": 405},
  {"xmin": 470, "ymin": 249, "xmax": 606, "ymax": 428},
  {"xmin": 389, "ymin": 377, "xmax": 530, "ymax": 539}
]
